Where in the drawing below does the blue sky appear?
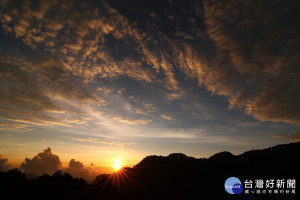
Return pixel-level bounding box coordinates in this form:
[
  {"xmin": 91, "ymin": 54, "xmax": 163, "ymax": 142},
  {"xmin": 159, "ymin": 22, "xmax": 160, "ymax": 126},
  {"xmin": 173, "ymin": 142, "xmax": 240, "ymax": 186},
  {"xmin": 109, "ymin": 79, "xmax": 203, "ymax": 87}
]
[{"xmin": 0, "ymin": 0, "xmax": 299, "ymax": 170}]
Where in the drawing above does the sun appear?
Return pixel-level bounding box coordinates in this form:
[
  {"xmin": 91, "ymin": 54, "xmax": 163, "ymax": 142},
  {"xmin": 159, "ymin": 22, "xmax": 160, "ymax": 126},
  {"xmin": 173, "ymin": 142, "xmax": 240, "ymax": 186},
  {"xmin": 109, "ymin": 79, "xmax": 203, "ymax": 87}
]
[{"xmin": 113, "ymin": 161, "xmax": 122, "ymax": 171}]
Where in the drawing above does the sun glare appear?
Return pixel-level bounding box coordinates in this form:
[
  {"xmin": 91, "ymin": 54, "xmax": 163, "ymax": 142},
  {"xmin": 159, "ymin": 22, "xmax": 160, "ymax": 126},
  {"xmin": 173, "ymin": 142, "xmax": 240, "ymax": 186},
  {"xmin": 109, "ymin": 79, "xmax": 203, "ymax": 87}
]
[{"xmin": 113, "ymin": 162, "xmax": 122, "ymax": 171}]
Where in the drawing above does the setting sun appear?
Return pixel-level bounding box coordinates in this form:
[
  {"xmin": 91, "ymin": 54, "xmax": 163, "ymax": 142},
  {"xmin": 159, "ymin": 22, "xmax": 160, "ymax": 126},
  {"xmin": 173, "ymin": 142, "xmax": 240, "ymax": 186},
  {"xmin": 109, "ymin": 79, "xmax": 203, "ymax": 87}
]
[
  {"xmin": 113, "ymin": 162, "xmax": 122, "ymax": 171},
  {"xmin": 0, "ymin": 0, "xmax": 299, "ymax": 199}
]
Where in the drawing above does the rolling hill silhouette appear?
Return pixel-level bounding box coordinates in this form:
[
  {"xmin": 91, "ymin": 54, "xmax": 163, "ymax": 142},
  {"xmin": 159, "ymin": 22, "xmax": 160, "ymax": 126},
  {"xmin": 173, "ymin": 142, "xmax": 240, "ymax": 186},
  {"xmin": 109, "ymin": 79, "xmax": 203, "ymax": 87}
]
[{"xmin": 1, "ymin": 142, "xmax": 299, "ymax": 200}]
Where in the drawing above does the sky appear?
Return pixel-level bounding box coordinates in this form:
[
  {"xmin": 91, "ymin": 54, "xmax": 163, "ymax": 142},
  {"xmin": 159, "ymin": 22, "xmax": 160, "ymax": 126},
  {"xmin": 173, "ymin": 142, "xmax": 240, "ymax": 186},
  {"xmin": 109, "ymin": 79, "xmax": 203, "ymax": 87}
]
[{"xmin": 0, "ymin": 0, "xmax": 300, "ymax": 176}]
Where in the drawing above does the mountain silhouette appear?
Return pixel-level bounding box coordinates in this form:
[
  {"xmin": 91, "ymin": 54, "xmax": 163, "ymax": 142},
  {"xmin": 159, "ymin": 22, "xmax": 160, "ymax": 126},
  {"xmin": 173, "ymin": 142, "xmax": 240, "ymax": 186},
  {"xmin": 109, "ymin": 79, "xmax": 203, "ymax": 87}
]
[
  {"xmin": 92, "ymin": 142, "xmax": 300, "ymax": 200},
  {"xmin": 1, "ymin": 142, "xmax": 299, "ymax": 200},
  {"xmin": 134, "ymin": 153, "xmax": 197, "ymax": 170}
]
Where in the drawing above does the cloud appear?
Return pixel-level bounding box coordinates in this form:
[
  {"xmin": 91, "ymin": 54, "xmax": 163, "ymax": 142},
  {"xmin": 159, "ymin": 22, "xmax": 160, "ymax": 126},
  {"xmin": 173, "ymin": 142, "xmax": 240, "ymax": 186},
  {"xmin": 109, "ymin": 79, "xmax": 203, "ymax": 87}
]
[
  {"xmin": 142, "ymin": 102, "xmax": 156, "ymax": 112},
  {"xmin": 131, "ymin": 100, "xmax": 156, "ymax": 115},
  {"xmin": 272, "ymin": 132, "xmax": 300, "ymax": 142},
  {"xmin": 166, "ymin": 92, "xmax": 183, "ymax": 101},
  {"xmin": 0, "ymin": 121, "xmax": 29, "ymax": 132},
  {"xmin": 0, "ymin": 54, "xmax": 104, "ymax": 128},
  {"xmin": 1, "ymin": 0, "xmax": 299, "ymax": 127},
  {"xmin": 0, "ymin": 0, "xmax": 192, "ymax": 99},
  {"xmin": 201, "ymin": 0, "xmax": 300, "ymax": 124},
  {"xmin": 0, "ymin": 58, "xmax": 59, "ymax": 113},
  {"xmin": 0, "ymin": 0, "xmax": 158, "ymax": 85},
  {"xmin": 288, "ymin": 132, "xmax": 300, "ymax": 142},
  {"xmin": 61, "ymin": 136, "xmax": 115, "ymax": 145},
  {"xmin": 20, "ymin": 147, "xmax": 61, "ymax": 175},
  {"xmin": 160, "ymin": 114, "xmax": 176, "ymax": 121},
  {"xmin": 64, "ymin": 159, "xmax": 97, "ymax": 182},
  {"xmin": 272, "ymin": 133, "xmax": 288, "ymax": 139},
  {"xmin": 0, "ymin": 0, "xmax": 182, "ymax": 130},
  {"xmin": 3, "ymin": 118, "xmax": 70, "ymax": 127},
  {"xmin": 113, "ymin": 116, "xmax": 151, "ymax": 125},
  {"xmin": 11, "ymin": 147, "xmax": 97, "ymax": 182},
  {"xmin": 0, "ymin": 155, "xmax": 12, "ymax": 171}
]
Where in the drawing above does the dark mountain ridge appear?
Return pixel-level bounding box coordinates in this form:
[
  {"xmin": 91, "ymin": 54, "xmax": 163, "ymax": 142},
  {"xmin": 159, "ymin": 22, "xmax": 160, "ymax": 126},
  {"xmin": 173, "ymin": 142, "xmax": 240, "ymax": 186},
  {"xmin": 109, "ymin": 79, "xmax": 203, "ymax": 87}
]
[
  {"xmin": 93, "ymin": 141, "xmax": 300, "ymax": 199},
  {"xmin": 135, "ymin": 142, "xmax": 300, "ymax": 169},
  {"xmin": 1, "ymin": 142, "xmax": 299, "ymax": 200}
]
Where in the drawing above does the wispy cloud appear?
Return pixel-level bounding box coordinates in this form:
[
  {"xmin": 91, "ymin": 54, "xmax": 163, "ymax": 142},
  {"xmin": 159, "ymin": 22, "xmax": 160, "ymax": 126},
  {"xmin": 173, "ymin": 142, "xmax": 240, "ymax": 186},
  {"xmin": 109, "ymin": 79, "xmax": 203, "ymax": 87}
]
[
  {"xmin": 160, "ymin": 114, "xmax": 176, "ymax": 121},
  {"xmin": 202, "ymin": 0, "xmax": 300, "ymax": 124},
  {"xmin": 0, "ymin": 121, "xmax": 29, "ymax": 132},
  {"xmin": 60, "ymin": 136, "xmax": 136, "ymax": 149},
  {"xmin": 113, "ymin": 116, "xmax": 151, "ymax": 125},
  {"xmin": 272, "ymin": 133, "xmax": 288, "ymax": 139},
  {"xmin": 272, "ymin": 132, "xmax": 300, "ymax": 142},
  {"xmin": 0, "ymin": 0, "xmax": 299, "ymax": 154},
  {"xmin": 3, "ymin": 118, "xmax": 71, "ymax": 127},
  {"xmin": 62, "ymin": 136, "xmax": 115, "ymax": 145}
]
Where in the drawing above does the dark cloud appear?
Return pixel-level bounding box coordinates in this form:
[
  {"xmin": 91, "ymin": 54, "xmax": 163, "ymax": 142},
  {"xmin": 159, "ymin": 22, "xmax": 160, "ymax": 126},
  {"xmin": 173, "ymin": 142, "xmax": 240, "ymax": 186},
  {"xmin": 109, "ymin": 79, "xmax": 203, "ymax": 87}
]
[
  {"xmin": 0, "ymin": 0, "xmax": 157, "ymax": 84},
  {"xmin": 0, "ymin": 56, "xmax": 98, "ymax": 127},
  {"xmin": 202, "ymin": 0, "xmax": 300, "ymax": 123},
  {"xmin": 0, "ymin": 0, "xmax": 166, "ymax": 129},
  {"xmin": 0, "ymin": 58, "xmax": 58, "ymax": 112},
  {"xmin": 106, "ymin": 0, "xmax": 300, "ymax": 124},
  {"xmin": 0, "ymin": 0, "xmax": 299, "ymax": 128},
  {"xmin": 20, "ymin": 147, "xmax": 61, "ymax": 175},
  {"xmin": 68, "ymin": 159, "xmax": 84, "ymax": 169},
  {"xmin": 64, "ymin": 159, "xmax": 97, "ymax": 182},
  {"xmin": 0, "ymin": 155, "xmax": 12, "ymax": 171},
  {"xmin": 0, "ymin": 58, "xmax": 65, "ymax": 126},
  {"xmin": 13, "ymin": 148, "xmax": 97, "ymax": 181}
]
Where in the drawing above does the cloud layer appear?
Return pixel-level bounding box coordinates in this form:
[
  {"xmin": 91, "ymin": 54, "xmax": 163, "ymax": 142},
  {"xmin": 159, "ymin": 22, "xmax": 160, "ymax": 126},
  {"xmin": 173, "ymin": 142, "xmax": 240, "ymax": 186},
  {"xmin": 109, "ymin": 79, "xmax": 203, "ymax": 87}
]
[
  {"xmin": 0, "ymin": 0, "xmax": 299, "ymax": 144},
  {"xmin": 202, "ymin": 0, "xmax": 300, "ymax": 123}
]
